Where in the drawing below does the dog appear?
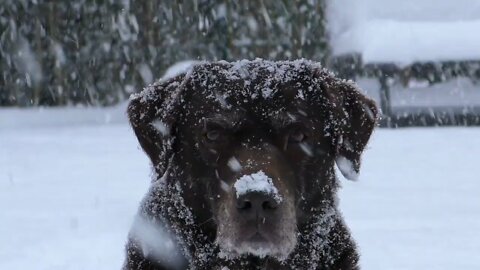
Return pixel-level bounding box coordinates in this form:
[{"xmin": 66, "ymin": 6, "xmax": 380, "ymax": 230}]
[{"xmin": 123, "ymin": 59, "xmax": 378, "ymax": 270}]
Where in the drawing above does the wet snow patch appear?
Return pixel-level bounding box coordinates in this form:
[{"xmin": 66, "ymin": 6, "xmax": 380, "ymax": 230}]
[
  {"xmin": 129, "ymin": 215, "xmax": 184, "ymax": 268},
  {"xmin": 151, "ymin": 120, "xmax": 170, "ymax": 136},
  {"xmin": 336, "ymin": 156, "xmax": 359, "ymax": 181},
  {"xmin": 227, "ymin": 157, "xmax": 242, "ymax": 172}
]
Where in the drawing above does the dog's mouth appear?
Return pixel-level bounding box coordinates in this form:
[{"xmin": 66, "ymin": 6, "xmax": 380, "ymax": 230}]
[
  {"xmin": 240, "ymin": 232, "xmax": 277, "ymax": 257},
  {"xmin": 248, "ymin": 232, "xmax": 268, "ymax": 242},
  {"xmin": 219, "ymin": 236, "xmax": 279, "ymax": 259},
  {"xmin": 217, "ymin": 227, "xmax": 297, "ymax": 261}
]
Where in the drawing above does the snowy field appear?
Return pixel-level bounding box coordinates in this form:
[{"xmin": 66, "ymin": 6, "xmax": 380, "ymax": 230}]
[{"xmin": 1, "ymin": 108, "xmax": 480, "ymax": 270}]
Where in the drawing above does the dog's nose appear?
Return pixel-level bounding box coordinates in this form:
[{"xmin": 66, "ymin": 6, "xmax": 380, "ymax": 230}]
[{"xmin": 236, "ymin": 192, "xmax": 278, "ymax": 213}]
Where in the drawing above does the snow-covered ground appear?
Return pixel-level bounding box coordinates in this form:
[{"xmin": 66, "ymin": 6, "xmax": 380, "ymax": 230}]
[{"xmin": 1, "ymin": 107, "xmax": 480, "ymax": 270}]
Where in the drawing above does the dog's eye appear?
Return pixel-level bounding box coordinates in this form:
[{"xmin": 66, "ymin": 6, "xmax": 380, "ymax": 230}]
[
  {"xmin": 203, "ymin": 119, "xmax": 231, "ymax": 144},
  {"xmin": 288, "ymin": 129, "xmax": 307, "ymax": 143},
  {"xmin": 205, "ymin": 130, "xmax": 222, "ymax": 142}
]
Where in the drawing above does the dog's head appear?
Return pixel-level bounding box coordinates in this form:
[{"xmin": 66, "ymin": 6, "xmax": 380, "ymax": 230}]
[{"xmin": 128, "ymin": 60, "xmax": 377, "ymax": 263}]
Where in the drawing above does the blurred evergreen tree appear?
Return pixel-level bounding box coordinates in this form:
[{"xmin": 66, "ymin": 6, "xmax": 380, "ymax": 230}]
[{"xmin": 0, "ymin": 0, "xmax": 328, "ymax": 106}]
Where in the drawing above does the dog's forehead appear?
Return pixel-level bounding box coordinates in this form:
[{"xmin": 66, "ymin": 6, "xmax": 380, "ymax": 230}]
[
  {"xmin": 186, "ymin": 60, "xmax": 330, "ymax": 120},
  {"xmin": 192, "ymin": 60, "xmax": 314, "ymax": 96}
]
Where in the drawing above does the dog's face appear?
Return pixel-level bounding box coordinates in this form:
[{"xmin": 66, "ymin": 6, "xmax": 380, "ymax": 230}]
[
  {"xmin": 193, "ymin": 112, "xmax": 301, "ymax": 260},
  {"xmin": 128, "ymin": 60, "xmax": 377, "ymax": 263}
]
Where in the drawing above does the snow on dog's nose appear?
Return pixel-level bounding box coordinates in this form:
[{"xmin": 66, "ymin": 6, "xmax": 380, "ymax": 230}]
[{"xmin": 233, "ymin": 171, "xmax": 283, "ymax": 203}]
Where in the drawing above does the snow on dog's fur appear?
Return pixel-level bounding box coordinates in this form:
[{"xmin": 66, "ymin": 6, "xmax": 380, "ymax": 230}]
[{"xmin": 123, "ymin": 59, "xmax": 378, "ymax": 270}]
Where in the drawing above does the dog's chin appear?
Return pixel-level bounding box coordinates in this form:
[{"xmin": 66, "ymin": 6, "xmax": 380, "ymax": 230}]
[{"xmin": 217, "ymin": 235, "xmax": 296, "ymax": 261}]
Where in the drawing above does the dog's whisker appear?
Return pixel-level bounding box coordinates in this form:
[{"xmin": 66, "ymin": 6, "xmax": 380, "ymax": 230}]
[{"xmin": 198, "ymin": 217, "xmax": 215, "ymax": 227}]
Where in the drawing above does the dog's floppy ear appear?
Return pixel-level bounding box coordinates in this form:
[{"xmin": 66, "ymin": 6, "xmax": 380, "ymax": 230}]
[
  {"xmin": 315, "ymin": 69, "xmax": 379, "ymax": 180},
  {"xmin": 127, "ymin": 75, "xmax": 186, "ymax": 177},
  {"xmin": 335, "ymin": 81, "xmax": 378, "ymax": 180}
]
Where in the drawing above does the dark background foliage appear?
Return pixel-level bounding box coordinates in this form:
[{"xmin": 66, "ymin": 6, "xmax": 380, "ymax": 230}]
[{"xmin": 0, "ymin": 0, "xmax": 328, "ymax": 107}]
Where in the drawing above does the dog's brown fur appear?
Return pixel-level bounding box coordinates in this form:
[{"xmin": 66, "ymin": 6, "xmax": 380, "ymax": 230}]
[{"xmin": 123, "ymin": 60, "xmax": 378, "ymax": 270}]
